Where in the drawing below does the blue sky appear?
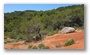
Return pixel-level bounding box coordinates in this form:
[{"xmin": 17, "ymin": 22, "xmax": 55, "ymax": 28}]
[{"xmin": 4, "ymin": 4, "xmax": 75, "ymax": 13}]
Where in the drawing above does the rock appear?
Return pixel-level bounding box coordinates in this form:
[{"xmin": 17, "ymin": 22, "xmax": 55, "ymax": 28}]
[{"xmin": 60, "ymin": 27, "xmax": 75, "ymax": 34}]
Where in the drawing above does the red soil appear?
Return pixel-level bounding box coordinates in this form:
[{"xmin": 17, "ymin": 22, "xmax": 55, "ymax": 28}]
[{"xmin": 4, "ymin": 30, "xmax": 84, "ymax": 49}]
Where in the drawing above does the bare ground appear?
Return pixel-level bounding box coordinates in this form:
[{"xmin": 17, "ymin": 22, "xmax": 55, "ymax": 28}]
[{"xmin": 4, "ymin": 30, "xmax": 84, "ymax": 49}]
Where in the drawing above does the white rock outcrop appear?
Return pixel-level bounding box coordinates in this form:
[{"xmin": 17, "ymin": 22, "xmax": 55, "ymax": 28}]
[{"xmin": 60, "ymin": 27, "xmax": 75, "ymax": 34}]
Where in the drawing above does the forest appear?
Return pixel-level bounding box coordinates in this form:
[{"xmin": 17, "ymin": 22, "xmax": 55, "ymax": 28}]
[{"xmin": 4, "ymin": 4, "xmax": 84, "ymax": 43}]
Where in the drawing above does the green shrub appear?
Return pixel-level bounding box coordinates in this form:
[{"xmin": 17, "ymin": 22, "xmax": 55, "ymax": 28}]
[
  {"xmin": 48, "ymin": 30, "xmax": 57, "ymax": 36},
  {"xmin": 38, "ymin": 43, "xmax": 45, "ymax": 49},
  {"xmin": 4, "ymin": 38, "xmax": 15, "ymax": 44},
  {"xmin": 14, "ymin": 37, "xmax": 20, "ymax": 42},
  {"xmin": 32, "ymin": 46, "xmax": 38, "ymax": 49},
  {"xmin": 4, "ymin": 41, "xmax": 12, "ymax": 44},
  {"xmin": 28, "ymin": 45, "xmax": 33, "ymax": 49},
  {"xmin": 44, "ymin": 46, "xmax": 50, "ymax": 49},
  {"xmin": 38, "ymin": 43, "xmax": 50, "ymax": 49},
  {"xmin": 64, "ymin": 39, "xmax": 75, "ymax": 46},
  {"xmin": 36, "ymin": 34, "xmax": 42, "ymax": 41},
  {"xmin": 26, "ymin": 34, "xmax": 34, "ymax": 41},
  {"xmin": 32, "ymin": 34, "xmax": 42, "ymax": 41},
  {"xmin": 9, "ymin": 30, "xmax": 20, "ymax": 39},
  {"xmin": 40, "ymin": 30, "xmax": 49, "ymax": 37},
  {"xmin": 40, "ymin": 29, "xmax": 57, "ymax": 36}
]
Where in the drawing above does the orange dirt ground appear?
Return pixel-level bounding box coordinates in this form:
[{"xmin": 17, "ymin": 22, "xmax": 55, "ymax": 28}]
[{"xmin": 4, "ymin": 30, "xmax": 84, "ymax": 49}]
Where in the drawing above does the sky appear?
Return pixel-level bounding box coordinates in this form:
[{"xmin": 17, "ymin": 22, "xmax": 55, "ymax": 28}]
[{"xmin": 4, "ymin": 4, "xmax": 75, "ymax": 13}]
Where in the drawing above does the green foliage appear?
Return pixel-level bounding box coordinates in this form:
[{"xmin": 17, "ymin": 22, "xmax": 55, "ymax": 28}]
[
  {"xmin": 38, "ymin": 43, "xmax": 45, "ymax": 49},
  {"xmin": 48, "ymin": 30, "xmax": 58, "ymax": 36},
  {"xmin": 28, "ymin": 45, "xmax": 33, "ymax": 49},
  {"xmin": 4, "ymin": 40, "xmax": 13, "ymax": 44},
  {"xmin": 28, "ymin": 44, "xmax": 49, "ymax": 49},
  {"xmin": 9, "ymin": 32, "xmax": 17, "ymax": 39},
  {"xmin": 4, "ymin": 38, "xmax": 15, "ymax": 44},
  {"xmin": 32, "ymin": 46, "xmax": 38, "ymax": 49},
  {"xmin": 44, "ymin": 46, "xmax": 50, "ymax": 49},
  {"xmin": 14, "ymin": 37, "xmax": 21, "ymax": 42},
  {"xmin": 28, "ymin": 45, "xmax": 38, "ymax": 49},
  {"xmin": 26, "ymin": 34, "xmax": 34, "ymax": 41},
  {"xmin": 64, "ymin": 39, "xmax": 75, "ymax": 46},
  {"xmin": 4, "ymin": 5, "xmax": 84, "ymax": 42},
  {"xmin": 38, "ymin": 43, "xmax": 50, "ymax": 49},
  {"xmin": 35, "ymin": 34, "xmax": 42, "ymax": 41},
  {"xmin": 40, "ymin": 29, "xmax": 57, "ymax": 36}
]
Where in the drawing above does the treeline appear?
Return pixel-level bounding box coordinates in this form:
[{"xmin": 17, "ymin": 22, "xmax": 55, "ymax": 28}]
[{"xmin": 4, "ymin": 4, "xmax": 84, "ymax": 41}]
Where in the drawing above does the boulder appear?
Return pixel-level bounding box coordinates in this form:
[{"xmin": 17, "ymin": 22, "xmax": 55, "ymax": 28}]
[{"xmin": 60, "ymin": 27, "xmax": 75, "ymax": 34}]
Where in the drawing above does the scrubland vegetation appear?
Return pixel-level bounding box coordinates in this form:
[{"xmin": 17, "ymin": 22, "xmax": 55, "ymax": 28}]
[{"xmin": 4, "ymin": 4, "xmax": 84, "ymax": 44}]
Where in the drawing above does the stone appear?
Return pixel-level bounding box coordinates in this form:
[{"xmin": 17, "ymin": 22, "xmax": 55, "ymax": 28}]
[{"xmin": 60, "ymin": 27, "xmax": 75, "ymax": 34}]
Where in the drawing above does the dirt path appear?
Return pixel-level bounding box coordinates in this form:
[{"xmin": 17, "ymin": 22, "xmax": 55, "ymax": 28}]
[{"xmin": 4, "ymin": 30, "xmax": 84, "ymax": 49}]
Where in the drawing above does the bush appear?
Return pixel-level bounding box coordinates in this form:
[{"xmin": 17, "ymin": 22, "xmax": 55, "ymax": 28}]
[
  {"xmin": 9, "ymin": 32, "xmax": 17, "ymax": 39},
  {"xmin": 4, "ymin": 40, "xmax": 13, "ymax": 44},
  {"xmin": 28, "ymin": 45, "xmax": 33, "ymax": 49},
  {"xmin": 14, "ymin": 37, "xmax": 20, "ymax": 42},
  {"xmin": 4, "ymin": 38, "xmax": 15, "ymax": 44},
  {"xmin": 38, "ymin": 43, "xmax": 50, "ymax": 49},
  {"xmin": 36, "ymin": 34, "xmax": 42, "ymax": 41},
  {"xmin": 38, "ymin": 43, "xmax": 45, "ymax": 49},
  {"xmin": 44, "ymin": 46, "xmax": 50, "ymax": 49},
  {"xmin": 40, "ymin": 30, "xmax": 49, "ymax": 36},
  {"xmin": 26, "ymin": 33, "xmax": 42, "ymax": 42},
  {"xmin": 32, "ymin": 46, "xmax": 38, "ymax": 49},
  {"xmin": 26, "ymin": 34, "xmax": 34, "ymax": 41},
  {"xmin": 40, "ymin": 29, "xmax": 58, "ymax": 36},
  {"xmin": 48, "ymin": 30, "xmax": 57, "ymax": 36},
  {"xmin": 28, "ymin": 45, "xmax": 38, "ymax": 49},
  {"xmin": 64, "ymin": 39, "xmax": 75, "ymax": 46}
]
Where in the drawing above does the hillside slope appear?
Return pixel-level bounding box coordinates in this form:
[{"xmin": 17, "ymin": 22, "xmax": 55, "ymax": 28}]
[
  {"xmin": 4, "ymin": 5, "xmax": 84, "ymax": 41},
  {"xmin": 5, "ymin": 30, "xmax": 84, "ymax": 49}
]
